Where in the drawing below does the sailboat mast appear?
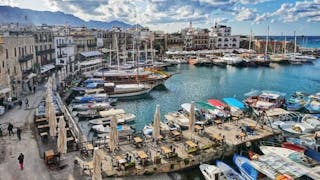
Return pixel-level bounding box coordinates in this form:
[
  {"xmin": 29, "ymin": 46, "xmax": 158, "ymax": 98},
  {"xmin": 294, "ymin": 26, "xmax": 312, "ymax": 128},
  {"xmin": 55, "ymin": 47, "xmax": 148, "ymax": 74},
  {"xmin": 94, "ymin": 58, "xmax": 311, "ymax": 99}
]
[
  {"xmin": 294, "ymin": 31, "xmax": 297, "ymax": 54},
  {"xmin": 151, "ymin": 40, "xmax": 154, "ymax": 64},
  {"xmin": 249, "ymin": 28, "xmax": 252, "ymax": 51},
  {"xmin": 273, "ymin": 40, "xmax": 276, "ymax": 54},
  {"xmin": 264, "ymin": 25, "xmax": 269, "ymax": 60},
  {"xmin": 284, "ymin": 36, "xmax": 287, "ymax": 55}
]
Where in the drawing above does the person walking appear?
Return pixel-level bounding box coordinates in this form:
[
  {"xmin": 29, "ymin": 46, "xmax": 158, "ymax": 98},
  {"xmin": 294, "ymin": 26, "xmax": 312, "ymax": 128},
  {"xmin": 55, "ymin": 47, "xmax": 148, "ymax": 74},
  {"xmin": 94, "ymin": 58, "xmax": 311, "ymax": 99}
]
[
  {"xmin": 7, "ymin": 123, "xmax": 14, "ymax": 136},
  {"xmin": 18, "ymin": 99, "xmax": 22, "ymax": 109},
  {"xmin": 18, "ymin": 153, "xmax": 24, "ymax": 170},
  {"xmin": 33, "ymin": 86, "xmax": 36, "ymax": 94},
  {"xmin": 25, "ymin": 98, "xmax": 29, "ymax": 109},
  {"xmin": 17, "ymin": 127, "xmax": 21, "ymax": 140}
]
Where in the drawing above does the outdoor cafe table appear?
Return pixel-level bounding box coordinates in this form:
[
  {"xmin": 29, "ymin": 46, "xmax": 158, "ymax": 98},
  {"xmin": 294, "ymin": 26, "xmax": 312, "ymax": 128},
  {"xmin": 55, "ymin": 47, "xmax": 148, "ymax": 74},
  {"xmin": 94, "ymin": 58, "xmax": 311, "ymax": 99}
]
[
  {"xmin": 137, "ymin": 151, "xmax": 148, "ymax": 159},
  {"xmin": 116, "ymin": 156, "xmax": 127, "ymax": 164},
  {"xmin": 185, "ymin": 140, "xmax": 197, "ymax": 148},
  {"xmin": 133, "ymin": 137, "xmax": 143, "ymax": 143},
  {"xmin": 172, "ymin": 130, "xmax": 180, "ymax": 136},
  {"xmin": 161, "ymin": 146, "xmax": 172, "ymax": 154},
  {"xmin": 211, "ymin": 133, "xmax": 223, "ymax": 142}
]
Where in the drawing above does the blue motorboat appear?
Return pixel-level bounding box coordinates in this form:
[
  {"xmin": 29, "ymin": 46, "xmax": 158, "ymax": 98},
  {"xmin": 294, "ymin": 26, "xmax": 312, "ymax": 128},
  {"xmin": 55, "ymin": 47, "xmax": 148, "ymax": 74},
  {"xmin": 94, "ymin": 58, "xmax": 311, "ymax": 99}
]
[
  {"xmin": 304, "ymin": 148, "xmax": 320, "ymax": 162},
  {"xmin": 223, "ymin": 97, "xmax": 245, "ymax": 110},
  {"xmin": 216, "ymin": 160, "xmax": 245, "ymax": 180},
  {"xmin": 305, "ymin": 93, "xmax": 320, "ymax": 113},
  {"xmin": 233, "ymin": 154, "xmax": 258, "ymax": 180},
  {"xmin": 286, "ymin": 92, "xmax": 307, "ymax": 111}
]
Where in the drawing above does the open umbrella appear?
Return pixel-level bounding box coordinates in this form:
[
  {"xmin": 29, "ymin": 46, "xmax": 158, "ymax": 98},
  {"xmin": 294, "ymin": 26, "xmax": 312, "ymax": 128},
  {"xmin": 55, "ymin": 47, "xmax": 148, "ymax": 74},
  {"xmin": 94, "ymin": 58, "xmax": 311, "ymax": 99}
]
[
  {"xmin": 92, "ymin": 149, "xmax": 102, "ymax": 180},
  {"xmin": 57, "ymin": 116, "xmax": 67, "ymax": 154},
  {"xmin": 52, "ymin": 73, "xmax": 57, "ymax": 91},
  {"xmin": 189, "ymin": 101, "xmax": 195, "ymax": 133},
  {"xmin": 152, "ymin": 104, "xmax": 161, "ymax": 140}
]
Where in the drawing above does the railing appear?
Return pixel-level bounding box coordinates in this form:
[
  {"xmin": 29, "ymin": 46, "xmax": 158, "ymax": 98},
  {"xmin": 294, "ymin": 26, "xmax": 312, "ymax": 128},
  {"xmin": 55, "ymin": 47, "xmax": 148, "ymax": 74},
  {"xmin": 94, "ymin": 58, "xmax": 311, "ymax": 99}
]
[
  {"xmin": 58, "ymin": 54, "xmax": 68, "ymax": 58},
  {"xmin": 36, "ymin": 49, "xmax": 55, "ymax": 56},
  {"xmin": 57, "ymin": 43, "xmax": 68, "ymax": 48},
  {"xmin": 87, "ymin": 43, "xmax": 96, "ymax": 48},
  {"xmin": 56, "ymin": 93, "xmax": 85, "ymax": 142},
  {"xmin": 19, "ymin": 54, "xmax": 33, "ymax": 63}
]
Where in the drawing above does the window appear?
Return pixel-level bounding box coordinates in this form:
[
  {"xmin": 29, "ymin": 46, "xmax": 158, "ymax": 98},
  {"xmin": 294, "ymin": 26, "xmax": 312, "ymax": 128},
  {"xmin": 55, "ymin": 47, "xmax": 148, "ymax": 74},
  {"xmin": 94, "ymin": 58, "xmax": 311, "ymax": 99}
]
[
  {"xmin": 14, "ymin": 48, "xmax": 16, "ymax": 57},
  {"xmin": 5, "ymin": 49, "xmax": 8, "ymax": 59},
  {"xmin": 19, "ymin": 47, "xmax": 21, "ymax": 56}
]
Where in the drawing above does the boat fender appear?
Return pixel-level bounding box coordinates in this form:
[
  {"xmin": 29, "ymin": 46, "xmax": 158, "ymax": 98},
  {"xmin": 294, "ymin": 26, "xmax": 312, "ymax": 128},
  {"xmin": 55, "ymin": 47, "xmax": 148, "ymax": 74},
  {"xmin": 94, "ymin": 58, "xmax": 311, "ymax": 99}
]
[
  {"xmin": 246, "ymin": 141, "xmax": 252, "ymax": 147},
  {"xmin": 277, "ymin": 135, "xmax": 284, "ymax": 142}
]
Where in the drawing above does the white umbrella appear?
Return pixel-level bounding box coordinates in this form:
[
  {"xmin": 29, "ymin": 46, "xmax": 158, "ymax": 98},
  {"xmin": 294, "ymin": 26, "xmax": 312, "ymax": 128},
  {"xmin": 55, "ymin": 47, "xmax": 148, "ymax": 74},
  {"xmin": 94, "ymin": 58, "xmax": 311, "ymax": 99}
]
[
  {"xmin": 48, "ymin": 101, "xmax": 57, "ymax": 137},
  {"xmin": 45, "ymin": 90, "xmax": 52, "ymax": 118},
  {"xmin": 109, "ymin": 115, "xmax": 118, "ymax": 153},
  {"xmin": 152, "ymin": 104, "xmax": 161, "ymax": 140},
  {"xmin": 189, "ymin": 101, "xmax": 195, "ymax": 133},
  {"xmin": 57, "ymin": 116, "xmax": 67, "ymax": 154},
  {"xmin": 52, "ymin": 73, "xmax": 57, "ymax": 91},
  {"xmin": 92, "ymin": 149, "xmax": 103, "ymax": 180}
]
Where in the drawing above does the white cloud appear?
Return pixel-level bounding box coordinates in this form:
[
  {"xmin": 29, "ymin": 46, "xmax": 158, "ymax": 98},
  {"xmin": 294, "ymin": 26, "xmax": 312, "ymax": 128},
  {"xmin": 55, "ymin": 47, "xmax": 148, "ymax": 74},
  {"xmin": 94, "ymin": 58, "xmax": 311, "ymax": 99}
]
[
  {"xmin": 233, "ymin": 6, "xmax": 257, "ymax": 21},
  {"xmin": 0, "ymin": 0, "xmax": 18, "ymax": 6},
  {"xmin": 273, "ymin": 0, "xmax": 320, "ymax": 23}
]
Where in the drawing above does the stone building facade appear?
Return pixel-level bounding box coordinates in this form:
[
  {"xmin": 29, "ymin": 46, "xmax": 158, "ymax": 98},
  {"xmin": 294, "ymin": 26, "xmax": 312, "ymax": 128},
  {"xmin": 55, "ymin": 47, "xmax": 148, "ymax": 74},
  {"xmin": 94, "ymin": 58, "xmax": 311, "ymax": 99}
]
[{"xmin": 0, "ymin": 33, "xmax": 36, "ymax": 98}]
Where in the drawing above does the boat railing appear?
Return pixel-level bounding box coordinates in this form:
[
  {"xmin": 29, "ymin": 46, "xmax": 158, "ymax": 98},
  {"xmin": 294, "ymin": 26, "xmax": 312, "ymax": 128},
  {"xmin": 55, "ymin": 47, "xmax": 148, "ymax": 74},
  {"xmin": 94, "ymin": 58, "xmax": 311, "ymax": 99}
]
[{"xmin": 56, "ymin": 92, "xmax": 86, "ymax": 142}]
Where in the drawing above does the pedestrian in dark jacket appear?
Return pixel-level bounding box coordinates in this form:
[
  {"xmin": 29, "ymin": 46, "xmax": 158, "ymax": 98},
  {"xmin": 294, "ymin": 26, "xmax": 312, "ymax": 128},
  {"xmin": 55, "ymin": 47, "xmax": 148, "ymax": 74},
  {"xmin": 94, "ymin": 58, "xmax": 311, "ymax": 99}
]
[
  {"xmin": 25, "ymin": 98, "xmax": 29, "ymax": 109},
  {"xmin": 7, "ymin": 123, "xmax": 14, "ymax": 136},
  {"xmin": 33, "ymin": 86, "xmax": 36, "ymax": 94},
  {"xmin": 18, "ymin": 99, "xmax": 22, "ymax": 109},
  {"xmin": 18, "ymin": 153, "xmax": 24, "ymax": 170},
  {"xmin": 17, "ymin": 128, "xmax": 21, "ymax": 140}
]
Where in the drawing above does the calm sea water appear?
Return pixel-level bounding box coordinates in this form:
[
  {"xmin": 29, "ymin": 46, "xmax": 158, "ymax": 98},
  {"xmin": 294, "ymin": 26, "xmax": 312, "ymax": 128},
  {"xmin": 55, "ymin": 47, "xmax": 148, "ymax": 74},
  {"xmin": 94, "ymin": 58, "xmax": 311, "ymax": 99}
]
[
  {"xmin": 257, "ymin": 36, "xmax": 320, "ymax": 48},
  {"xmin": 117, "ymin": 62, "xmax": 320, "ymax": 131}
]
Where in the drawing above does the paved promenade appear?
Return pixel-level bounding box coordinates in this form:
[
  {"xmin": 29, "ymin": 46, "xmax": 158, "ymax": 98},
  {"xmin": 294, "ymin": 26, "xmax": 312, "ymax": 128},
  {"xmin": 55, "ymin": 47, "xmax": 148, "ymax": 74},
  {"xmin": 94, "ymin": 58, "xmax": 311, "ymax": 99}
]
[{"xmin": 0, "ymin": 88, "xmax": 52, "ymax": 180}]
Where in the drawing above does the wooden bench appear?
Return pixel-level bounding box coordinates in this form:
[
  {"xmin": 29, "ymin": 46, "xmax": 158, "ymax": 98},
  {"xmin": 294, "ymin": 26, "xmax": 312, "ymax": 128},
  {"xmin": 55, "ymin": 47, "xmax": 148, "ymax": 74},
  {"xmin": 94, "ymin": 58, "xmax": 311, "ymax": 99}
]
[
  {"xmin": 38, "ymin": 124, "xmax": 49, "ymax": 129},
  {"xmin": 34, "ymin": 117, "xmax": 48, "ymax": 124}
]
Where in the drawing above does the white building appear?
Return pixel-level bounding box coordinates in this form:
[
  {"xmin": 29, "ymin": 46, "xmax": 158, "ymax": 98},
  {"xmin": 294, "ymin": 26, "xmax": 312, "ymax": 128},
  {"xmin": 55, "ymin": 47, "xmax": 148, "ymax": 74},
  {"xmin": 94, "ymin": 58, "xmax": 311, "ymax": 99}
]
[
  {"xmin": 208, "ymin": 24, "xmax": 240, "ymax": 49},
  {"xmin": 54, "ymin": 35, "xmax": 76, "ymax": 75}
]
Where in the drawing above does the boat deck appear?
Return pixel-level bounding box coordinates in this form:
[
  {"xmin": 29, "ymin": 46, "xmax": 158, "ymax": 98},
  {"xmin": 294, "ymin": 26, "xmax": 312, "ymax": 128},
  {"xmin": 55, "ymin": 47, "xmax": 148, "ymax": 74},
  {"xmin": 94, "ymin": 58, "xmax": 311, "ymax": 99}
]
[{"xmin": 204, "ymin": 118, "xmax": 279, "ymax": 146}]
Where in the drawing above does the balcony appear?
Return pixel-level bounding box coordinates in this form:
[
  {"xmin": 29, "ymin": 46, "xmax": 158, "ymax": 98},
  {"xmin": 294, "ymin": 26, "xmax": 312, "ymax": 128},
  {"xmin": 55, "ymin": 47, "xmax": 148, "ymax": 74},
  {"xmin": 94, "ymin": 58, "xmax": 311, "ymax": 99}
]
[
  {"xmin": 19, "ymin": 54, "xmax": 34, "ymax": 63},
  {"xmin": 57, "ymin": 53, "xmax": 68, "ymax": 58},
  {"xmin": 57, "ymin": 43, "xmax": 68, "ymax": 48},
  {"xmin": 36, "ymin": 49, "xmax": 55, "ymax": 56},
  {"xmin": 87, "ymin": 43, "xmax": 96, "ymax": 48}
]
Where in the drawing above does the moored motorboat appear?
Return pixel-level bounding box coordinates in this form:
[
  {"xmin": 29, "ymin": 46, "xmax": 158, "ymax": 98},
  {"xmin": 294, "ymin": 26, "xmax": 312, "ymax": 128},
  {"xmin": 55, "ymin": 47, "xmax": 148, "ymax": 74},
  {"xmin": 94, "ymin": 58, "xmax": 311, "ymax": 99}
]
[
  {"xmin": 305, "ymin": 94, "xmax": 320, "ymax": 114},
  {"xmin": 233, "ymin": 154, "xmax": 258, "ymax": 180},
  {"xmin": 91, "ymin": 124, "xmax": 135, "ymax": 135},
  {"xmin": 199, "ymin": 164, "xmax": 227, "ymax": 180},
  {"xmin": 285, "ymin": 92, "xmax": 307, "ymax": 111},
  {"xmin": 281, "ymin": 142, "xmax": 306, "ymax": 152},
  {"xmin": 280, "ymin": 121, "xmax": 315, "ymax": 135},
  {"xmin": 71, "ymin": 102, "xmax": 111, "ymax": 111},
  {"xmin": 216, "ymin": 161, "xmax": 245, "ymax": 180}
]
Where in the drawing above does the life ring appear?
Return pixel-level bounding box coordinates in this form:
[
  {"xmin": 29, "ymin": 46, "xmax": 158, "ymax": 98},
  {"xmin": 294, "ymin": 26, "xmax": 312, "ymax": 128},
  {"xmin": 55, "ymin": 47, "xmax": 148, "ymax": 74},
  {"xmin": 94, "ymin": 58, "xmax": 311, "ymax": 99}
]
[{"xmin": 277, "ymin": 135, "xmax": 284, "ymax": 142}]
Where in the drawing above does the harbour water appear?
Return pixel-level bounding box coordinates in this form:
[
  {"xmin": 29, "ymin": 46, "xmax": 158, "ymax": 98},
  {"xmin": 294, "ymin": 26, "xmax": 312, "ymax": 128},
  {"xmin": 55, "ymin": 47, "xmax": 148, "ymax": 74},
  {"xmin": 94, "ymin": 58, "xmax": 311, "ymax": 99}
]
[{"xmin": 80, "ymin": 60, "xmax": 320, "ymax": 179}]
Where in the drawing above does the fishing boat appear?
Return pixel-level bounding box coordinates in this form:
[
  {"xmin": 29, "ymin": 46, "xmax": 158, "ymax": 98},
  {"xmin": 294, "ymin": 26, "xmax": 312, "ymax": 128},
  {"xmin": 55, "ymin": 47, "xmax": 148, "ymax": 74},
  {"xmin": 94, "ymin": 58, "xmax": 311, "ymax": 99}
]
[
  {"xmin": 143, "ymin": 121, "xmax": 178, "ymax": 137},
  {"xmin": 88, "ymin": 113, "xmax": 136, "ymax": 125},
  {"xmin": 304, "ymin": 148, "xmax": 320, "ymax": 162},
  {"xmin": 285, "ymin": 92, "xmax": 307, "ymax": 111},
  {"xmin": 305, "ymin": 94, "xmax": 320, "ymax": 114},
  {"xmin": 223, "ymin": 97, "xmax": 246, "ymax": 116},
  {"xmin": 219, "ymin": 54, "xmax": 244, "ymax": 66},
  {"xmin": 244, "ymin": 90, "xmax": 285, "ymax": 111},
  {"xmin": 233, "ymin": 154, "xmax": 258, "ymax": 180},
  {"xmin": 249, "ymin": 158, "xmax": 289, "ymax": 179},
  {"xmin": 287, "ymin": 132, "xmax": 320, "ymax": 152},
  {"xmin": 199, "ymin": 164, "xmax": 227, "ymax": 180},
  {"xmin": 280, "ymin": 121, "xmax": 315, "ymax": 135},
  {"xmin": 105, "ymin": 83, "xmax": 153, "ymax": 98},
  {"xmin": 216, "ymin": 161, "xmax": 245, "ymax": 180},
  {"xmin": 71, "ymin": 102, "xmax": 111, "ymax": 111},
  {"xmin": 165, "ymin": 112, "xmax": 189, "ymax": 129},
  {"xmin": 259, "ymin": 146, "xmax": 319, "ymax": 169},
  {"xmin": 91, "ymin": 124, "xmax": 135, "ymax": 135},
  {"xmin": 253, "ymin": 153, "xmax": 308, "ymax": 179},
  {"xmin": 281, "ymin": 142, "xmax": 306, "ymax": 152},
  {"xmin": 301, "ymin": 114, "xmax": 320, "ymax": 131}
]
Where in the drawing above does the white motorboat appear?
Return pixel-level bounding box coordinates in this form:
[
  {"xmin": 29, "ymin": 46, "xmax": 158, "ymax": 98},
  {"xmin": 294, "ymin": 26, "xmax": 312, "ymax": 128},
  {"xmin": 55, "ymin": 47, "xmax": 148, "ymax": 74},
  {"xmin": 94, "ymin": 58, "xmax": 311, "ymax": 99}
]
[
  {"xmin": 71, "ymin": 102, "xmax": 111, "ymax": 111},
  {"xmin": 88, "ymin": 113, "xmax": 136, "ymax": 125},
  {"xmin": 219, "ymin": 54, "xmax": 243, "ymax": 65},
  {"xmin": 91, "ymin": 124, "xmax": 135, "ymax": 135},
  {"xmin": 106, "ymin": 83, "xmax": 153, "ymax": 98},
  {"xmin": 301, "ymin": 115, "xmax": 320, "ymax": 131},
  {"xmin": 165, "ymin": 112, "xmax": 190, "ymax": 129},
  {"xmin": 280, "ymin": 121, "xmax": 315, "ymax": 135},
  {"xmin": 199, "ymin": 164, "xmax": 227, "ymax": 180}
]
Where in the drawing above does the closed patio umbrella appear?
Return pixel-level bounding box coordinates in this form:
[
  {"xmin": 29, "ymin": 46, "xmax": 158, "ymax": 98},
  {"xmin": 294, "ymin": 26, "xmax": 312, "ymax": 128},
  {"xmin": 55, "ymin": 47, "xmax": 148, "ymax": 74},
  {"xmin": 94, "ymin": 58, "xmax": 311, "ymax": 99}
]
[
  {"xmin": 92, "ymin": 148, "xmax": 103, "ymax": 180},
  {"xmin": 152, "ymin": 104, "xmax": 161, "ymax": 140},
  {"xmin": 189, "ymin": 101, "xmax": 195, "ymax": 133},
  {"xmin": 57, "ymin": 116, "xmax": 67, "ymax": 154}
]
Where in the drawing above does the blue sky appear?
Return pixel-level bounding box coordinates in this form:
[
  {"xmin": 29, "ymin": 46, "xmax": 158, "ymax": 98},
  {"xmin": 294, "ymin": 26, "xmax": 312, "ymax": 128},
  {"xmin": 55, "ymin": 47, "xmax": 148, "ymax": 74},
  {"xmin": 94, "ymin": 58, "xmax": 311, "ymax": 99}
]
[{"xmin": 0, "ymin": 0, "xmax": 319, "ymax": 35}]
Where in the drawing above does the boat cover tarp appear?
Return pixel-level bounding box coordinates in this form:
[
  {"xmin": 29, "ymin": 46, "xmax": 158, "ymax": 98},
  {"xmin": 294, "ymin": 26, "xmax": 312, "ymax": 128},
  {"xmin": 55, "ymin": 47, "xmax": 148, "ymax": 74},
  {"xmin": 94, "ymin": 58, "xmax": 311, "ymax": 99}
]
[
  {"xmin": 207, "ymin": 99, "xmax": 225, "ymax": 108},
  {"xmin": 181, "ymin": 103, "xmax": 198, "ymax": 113},
  {"xmin": 304, "ymin": 148, "xmax": 320, "ymax": 162},
  {"xmin": 99, "ymin": 109, "xmax": 125, "ymax": 117},
  {"xmin": 223, "ymin": 98, "xmax": 245, "ymax": 109},
  {"xmin": 195, "ymin": 101, "xmax": 216, "ymax": 110}
]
